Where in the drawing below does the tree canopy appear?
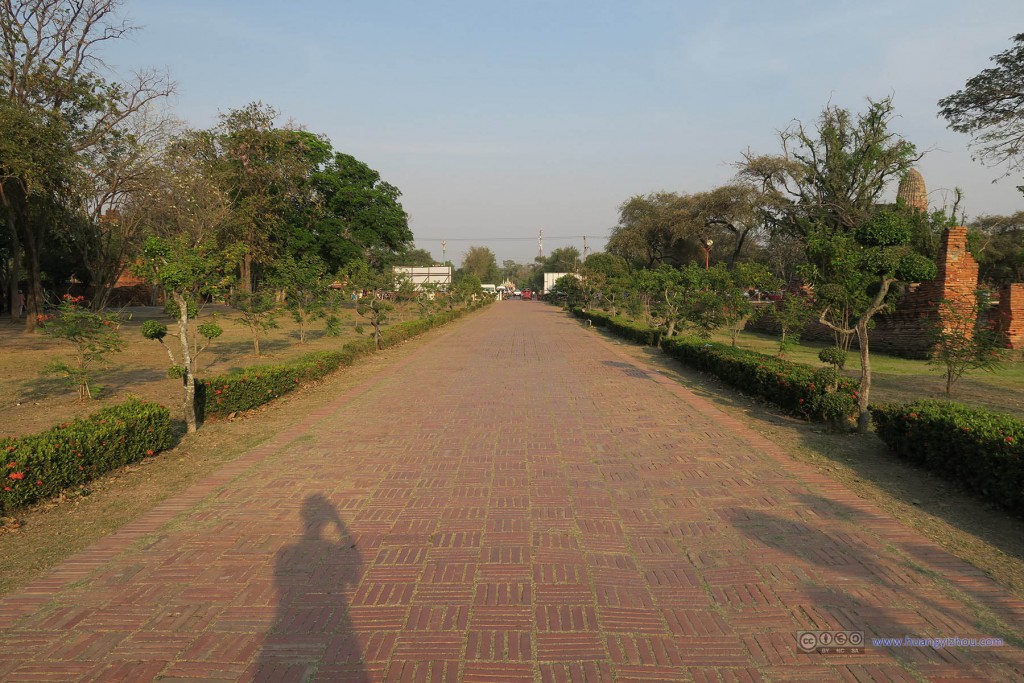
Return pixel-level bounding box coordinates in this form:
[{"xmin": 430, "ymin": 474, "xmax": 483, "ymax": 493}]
[
  {"xmin": 460, "ymin": 246, "xmax": 500, "ymax": 283},
  {"xmin": 740, "ymin": 96, "xmax": 920, "ymax": 238},
  {"xmin": 939, "ymin": 33, "xmax": 1024, "ymax": 189}
]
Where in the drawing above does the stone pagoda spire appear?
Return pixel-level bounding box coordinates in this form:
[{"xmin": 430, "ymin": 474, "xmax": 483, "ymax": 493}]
[{"xmin": 897, "ymin": 168, "xmax": 928, "ymax": 212}]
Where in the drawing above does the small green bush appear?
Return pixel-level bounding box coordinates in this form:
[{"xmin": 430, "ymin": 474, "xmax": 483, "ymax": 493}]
[
  {"xmin": 1, "ymin": 399, "xmax": 173, "ymax": 514},
  {"xmin": 818, "ymin": 346, "xmax": 847, "ymax": 368},
  {"xmin": 661, "ymin": 337, "xmax": 859, "ymax": 423},
  {"xmin": 871, "ymin": 400, "xmax": 1024, "ymax": 516}
]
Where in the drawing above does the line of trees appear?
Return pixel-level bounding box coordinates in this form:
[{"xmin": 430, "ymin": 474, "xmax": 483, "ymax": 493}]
[
  {"xmin": 1, "ymin": 0, "xmax": 423, "ymax": 332},
  {"xmin": 551, "ymin": 94, "xmax": 972, "ymax": 432}
]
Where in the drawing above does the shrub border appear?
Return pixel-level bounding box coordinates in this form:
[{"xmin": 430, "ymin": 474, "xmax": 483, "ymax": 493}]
[
  {"xmin": 1, "ymin": 399, "xmax": 174, "ymax": 515},
  {"xmin": 871, "ymin": 400, "xmax": 1024, "ymax": 516},
  {"xmin": 569, "ymin": 307, "xmax": 663, "ymax": 346}
]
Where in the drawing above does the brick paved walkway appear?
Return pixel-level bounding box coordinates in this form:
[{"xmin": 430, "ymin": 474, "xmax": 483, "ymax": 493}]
[{"xmin": 1, "ymin": 303, "xmax": 1022, "ymax": 682}]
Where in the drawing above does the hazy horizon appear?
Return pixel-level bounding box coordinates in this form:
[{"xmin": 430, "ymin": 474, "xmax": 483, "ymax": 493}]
[{"xmin": 107, "ymin": 0, "xmax": 1024, "ymax": 264}]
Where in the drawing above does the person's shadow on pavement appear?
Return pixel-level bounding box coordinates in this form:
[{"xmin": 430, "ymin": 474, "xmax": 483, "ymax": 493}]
[{"xmin": 253, "ymin": 494, "xmax": 366, "ymax": 682}]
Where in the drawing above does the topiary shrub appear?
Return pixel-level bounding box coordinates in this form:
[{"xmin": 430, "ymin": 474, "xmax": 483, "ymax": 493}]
[{"xmin": 818, "ymin": 346, "xmax": 847, "ymax": 369}]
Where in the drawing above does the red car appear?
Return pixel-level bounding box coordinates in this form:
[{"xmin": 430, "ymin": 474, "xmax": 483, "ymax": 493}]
[{"xmin": 521, "ymin": 289, "xmax": 533, "ymax": 300}]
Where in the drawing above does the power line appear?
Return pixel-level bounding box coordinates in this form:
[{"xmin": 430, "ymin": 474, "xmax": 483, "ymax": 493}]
[{"xmin": 414, "ymin": 235, "xmax": 607, "ymax": 242}]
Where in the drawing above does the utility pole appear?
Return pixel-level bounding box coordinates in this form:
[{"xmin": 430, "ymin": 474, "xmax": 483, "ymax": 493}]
[
  {"xmin": 537, "ymin": 229, "xmax": 543, "ymax": 260},
  {"xmin": 583, "ymin": 235, "xmax": 589, "ymax": 260},
  {"xmin": 441, "ymin": 240, "xmax": 446, "ymax": 265}
]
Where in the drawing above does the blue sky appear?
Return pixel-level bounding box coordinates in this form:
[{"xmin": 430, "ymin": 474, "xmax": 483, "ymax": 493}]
[{"xmin": 106, "ymin": 0, "xmax": 1024, "ymax": 264}]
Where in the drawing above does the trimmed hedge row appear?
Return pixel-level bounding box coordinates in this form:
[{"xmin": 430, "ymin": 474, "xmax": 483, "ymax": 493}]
[
  {"xmin": 570, "ymin": 308, "xmax": 663, "ymax": 346},
  {"xmin": 871, "ymin": 401, "xmax": 1024, "ymax": 516},
  {"xmin": 1, "ymin": 399, "xmax": 173, "ymax": 514},
  {"xmin": 661, "ymin": 337, "xmax": 859, "ymax": 423},
  {"xmin": 199, "ymin": 302, "xmax": 488, "ymax": 419}
]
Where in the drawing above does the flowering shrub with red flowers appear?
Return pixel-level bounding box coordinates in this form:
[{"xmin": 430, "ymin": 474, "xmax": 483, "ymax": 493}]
[
  {"xmin": 197, "ymin": 301, "xmax": 489, "ymax": 419},
  {"xmin": 660, "ymin": 337, "xmax": 858, "ymax": 423},
  {"xmin": 871, "ymin": 400, "xmax": 1024, "ymax": 516},
  {"xmin": 570, "ymin": 308, "xmax": 663, "ymax": 346},
  {"xmin": 0, "ymin": 399, "xmax": 173, "ymax": 514}
]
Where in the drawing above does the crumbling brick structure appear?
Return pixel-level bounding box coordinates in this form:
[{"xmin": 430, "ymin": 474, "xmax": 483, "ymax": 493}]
[
  {"xmin": 998, "ymin": 283, "xmax": 1024, "ymax": 349},
  {"xmin": 747, "ymin": 227, "xmax": 982, "ymax": 358}
]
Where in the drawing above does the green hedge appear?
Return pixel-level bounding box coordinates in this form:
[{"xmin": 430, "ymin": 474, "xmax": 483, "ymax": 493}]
[
  {"xmin": 661, "ymin": 337, "xmax": 859, "ymax": 423},
  {"xmin": 871, "ymin": 401, "xmax": 1024, "ymax": 516},
  {"xmin": 1, "ymin": 399, "xmax": 173, "ymax": 514},
  {"xmin": 198, "ymin": 302, "xmax": 487, "ymax": 419},
  {"xmin": 570, "ymin": 308, "xmax": 663, "ymax": 346}
]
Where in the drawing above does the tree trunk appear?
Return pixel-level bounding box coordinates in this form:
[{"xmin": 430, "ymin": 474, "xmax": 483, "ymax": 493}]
[
  {"xmin": 666, "ymin": 319, "xmax": 676, "ymax": 337},
  {"xmin": 239, "ymin": 253, "xmax": 253, "ymax": 294},
  {"xmin": 6, "ymin": 210, "xmax": 19, "ymax": 324},
  {"xmin": 158, "ymin": 338, "xmax": 177, "ymax": 367},
  {"xmin": 174, "ymin": 291, "xmax": 198, "ymax": 434},
  {"xmin": 856, "ymin": 320, "xmax": 871, "ymax": 433},
  {"xmin": 22, "ymin": 232, "xmax": 43, "ymax": 332}
]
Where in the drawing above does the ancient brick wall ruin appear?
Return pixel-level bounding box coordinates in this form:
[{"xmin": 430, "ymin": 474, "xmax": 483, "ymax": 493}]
[{"xmin": 746, "ymin": 227, "xmax": 982, "ymax": 358}]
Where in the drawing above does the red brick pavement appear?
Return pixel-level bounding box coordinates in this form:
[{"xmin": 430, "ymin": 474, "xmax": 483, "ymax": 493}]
[{"xmin": 1, "ymin": 303, "xmax": 1022, "ymax": 681}]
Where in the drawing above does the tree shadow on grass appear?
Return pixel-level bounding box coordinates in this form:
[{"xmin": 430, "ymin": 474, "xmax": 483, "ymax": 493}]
[
  {"xmin": 253, "ymin": 494, "xmax": 367, "ymax": 682},
  {"xmin": 15, "ymin": 375, "xmax": 73, "ymax": 401}
]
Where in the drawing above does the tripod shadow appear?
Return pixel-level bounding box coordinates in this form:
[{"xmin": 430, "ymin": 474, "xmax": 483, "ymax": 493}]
[{"xmin": 254, "ymin": 494, "xmax": 367, "ymax": 682}]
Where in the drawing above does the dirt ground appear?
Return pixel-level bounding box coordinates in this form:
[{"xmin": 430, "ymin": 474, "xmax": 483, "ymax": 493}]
[{"xmin": 0, "ymin": 301, "xmax": 424, "ymax": 439}]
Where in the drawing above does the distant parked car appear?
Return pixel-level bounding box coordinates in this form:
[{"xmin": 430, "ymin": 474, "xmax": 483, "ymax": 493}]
[
  {"xmin": 513, "ymin": 290, "xmax": 522, "ymax": 298},
  {"xmin": 521, "ymin": 289, "xmax": 533, "ymax": 300}
]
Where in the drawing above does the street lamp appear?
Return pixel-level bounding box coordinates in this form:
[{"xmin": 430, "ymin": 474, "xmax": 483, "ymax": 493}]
[{"xmin": 701, "ymin": 238, "xmax": 714, "ymax": 269}]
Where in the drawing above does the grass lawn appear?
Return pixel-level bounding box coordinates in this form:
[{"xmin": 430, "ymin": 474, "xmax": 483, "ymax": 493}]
[{"xmin": 712, "ymin": 329, "xmax": 1024, "ymax": 420}]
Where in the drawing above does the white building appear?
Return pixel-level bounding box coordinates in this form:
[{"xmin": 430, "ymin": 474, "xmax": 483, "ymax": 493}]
[{"xmin": 393, "ymin": 266, "xmax": 452, "ymax": 290}]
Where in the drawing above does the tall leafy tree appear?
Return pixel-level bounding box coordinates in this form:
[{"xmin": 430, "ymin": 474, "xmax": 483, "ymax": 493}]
[
  {"xmin": 693, "ymin": 183, "xmax": 767, "ymax": 266},
  {"xmin": 309, "ymin": 152, "xmax": 412, "ymax": 271},
  {"xmin": 939, "ymin": 33, "xmax": 1024, "ymax": 191},
  {"xmin": 740, "ymin": 97, "xmax": 919, "ymax": 237},
  {"xmin": 72, "ymin": 110, "xmax": 175, "ymax": 310},
  {"xmin": 461, "ymin": 246, "xmax": 500, "ymax": 283},
  {"xmin": 215, "ymin": 103, "xmax": 324, "ymax": 292},
  {"xmin": 397, "ymin": 247, "xmax": 436, "ymax": 267},
  {"xmin": 969, "ymin": 211, "xmax": 1024, "ymax": 285},
  {"xmin": 0, "ymin": 0, "xmax": 172, "ymax": 330},
  {"xmin": 743, "ymin": 97, "xmax": 932, "ymax": 432},
  {"xmin": 608, "ymin": 192, "xmax": 700, "ymax": 268},
  {"xmin": 530, "ymin": 246, "xmax": 581, "ymax": 291}
]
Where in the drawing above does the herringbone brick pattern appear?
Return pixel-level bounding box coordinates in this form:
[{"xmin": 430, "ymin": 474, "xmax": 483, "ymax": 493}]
[{"xmin": 1, "ymin": 304, "xmax": 1022, "ymax": 681}]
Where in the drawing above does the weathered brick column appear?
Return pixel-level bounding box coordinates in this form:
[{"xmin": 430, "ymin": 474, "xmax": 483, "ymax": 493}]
[
  {"xmin": 998, "ymin": 283, "xmax": 1024, "ymax": 349},
  {"xmin": 931, "ymin": 226, "xmax": 979, "ymax": 336}
]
